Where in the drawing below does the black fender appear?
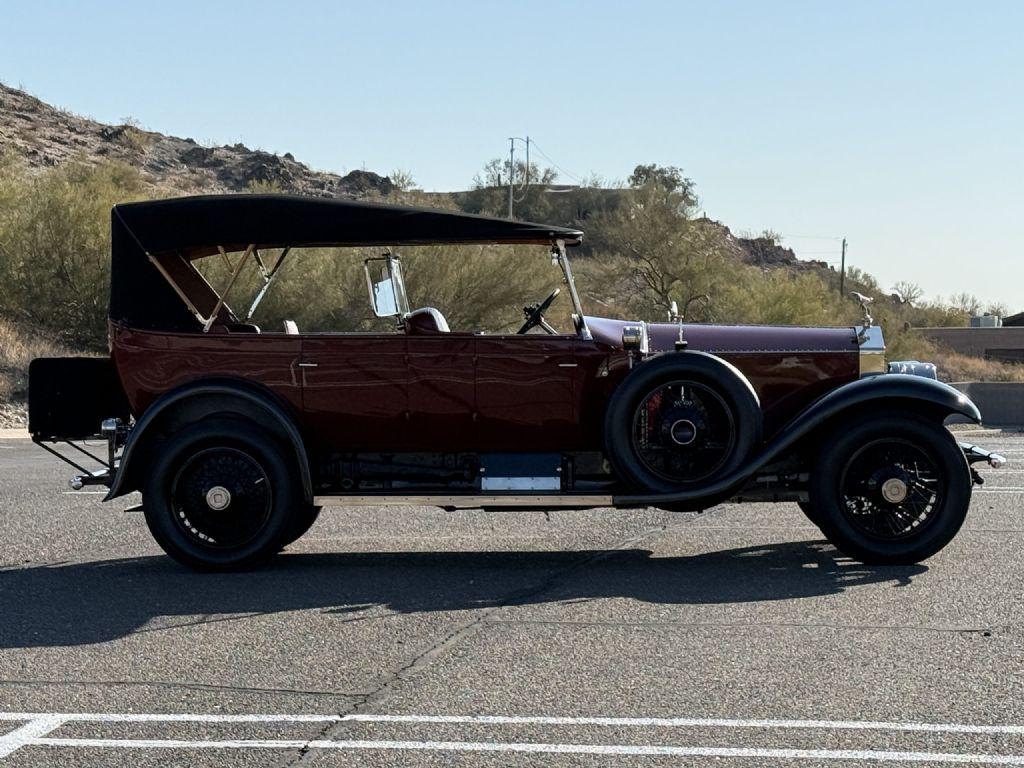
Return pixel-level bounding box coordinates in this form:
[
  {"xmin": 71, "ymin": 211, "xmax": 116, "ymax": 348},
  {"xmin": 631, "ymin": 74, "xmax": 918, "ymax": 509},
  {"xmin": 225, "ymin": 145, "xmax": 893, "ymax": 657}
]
[
  {"xmin": 106, "ymin": 380, "xmax": 313, "ymax": 503},
  {"xmin": 613, "ymin": 374, "xmax": 980, "ymax": 509}
]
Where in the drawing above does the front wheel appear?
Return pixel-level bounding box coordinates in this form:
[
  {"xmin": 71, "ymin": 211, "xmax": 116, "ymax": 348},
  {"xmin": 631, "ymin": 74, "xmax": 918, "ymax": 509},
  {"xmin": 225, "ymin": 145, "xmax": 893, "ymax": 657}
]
[
  {"xmin": 282, "ymin": 504, "xmax": 322, "ymax": 548},
  {"xmin": 809, "ymin": 415, "xmax": 971, "ymax": 565},
  {"xmin": 143, "ymin": 420, "xmax": 301, "ymax": 571}
]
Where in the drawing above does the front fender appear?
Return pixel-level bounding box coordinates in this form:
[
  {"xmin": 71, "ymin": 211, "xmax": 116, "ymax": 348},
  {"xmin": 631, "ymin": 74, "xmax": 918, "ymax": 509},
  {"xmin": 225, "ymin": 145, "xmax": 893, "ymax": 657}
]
[
  {"xmin": 788, "ymin": 373, "xmax": 981, "ymax": 429},
  {"xmin": 613, "ymin": 374, "xmax": 980, "ymax": 509}
]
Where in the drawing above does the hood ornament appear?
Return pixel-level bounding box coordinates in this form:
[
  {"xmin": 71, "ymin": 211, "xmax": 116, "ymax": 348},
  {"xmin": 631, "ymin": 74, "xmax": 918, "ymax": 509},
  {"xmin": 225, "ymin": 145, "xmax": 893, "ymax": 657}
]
[
  {"xmin": 850, "ymin": 291, "xmax": 875, "ymax": 343},
  {"xmin": 668, "ymin": 300, "xmax": 686, "ymax": 351},
  {"xmin": 668, "ymin": 294, "xmax": 711, "ymax": 351}
]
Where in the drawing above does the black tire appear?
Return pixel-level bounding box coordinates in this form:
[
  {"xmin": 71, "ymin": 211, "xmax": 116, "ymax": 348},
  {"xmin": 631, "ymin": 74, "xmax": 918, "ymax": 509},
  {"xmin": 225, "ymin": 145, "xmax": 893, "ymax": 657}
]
[
  {"xmin": 605, "ymin": 352, "xmax": 762, "ymax": 493},
  {"xmin": 809, "ymin": 414, "xmax": 971, "ymax": 565},
  {"xmin": 143, "ymin": 420, "xmax": 301, "ymax": 571},
  {"xmin": 797, "ymin": 500, "xmax": 822, "ymax": 527},
  {"xmin": 282, "ymin": 504, "xmax": 322, "ymax": 548}
]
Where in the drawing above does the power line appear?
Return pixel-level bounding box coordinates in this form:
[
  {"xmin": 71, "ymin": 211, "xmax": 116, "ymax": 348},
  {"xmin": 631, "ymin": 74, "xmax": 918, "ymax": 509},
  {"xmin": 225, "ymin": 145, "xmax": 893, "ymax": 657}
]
[{"xmin": 527, "ymin": 140, "xmax": 585, "ymax": 184}]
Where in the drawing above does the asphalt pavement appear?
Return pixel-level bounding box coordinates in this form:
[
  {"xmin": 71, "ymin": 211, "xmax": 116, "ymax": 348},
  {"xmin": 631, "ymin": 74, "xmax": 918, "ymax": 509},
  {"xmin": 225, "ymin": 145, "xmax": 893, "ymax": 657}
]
[{"xmin": 1, "ymin": 429, "xmax": 1023, "ymax": 766}]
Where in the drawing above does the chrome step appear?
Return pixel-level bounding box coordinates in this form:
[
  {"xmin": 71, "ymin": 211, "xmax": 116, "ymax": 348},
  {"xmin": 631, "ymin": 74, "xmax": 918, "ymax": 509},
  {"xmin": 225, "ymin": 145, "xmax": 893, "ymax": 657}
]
[{"xmin": 312, "ymin": 494, "xmax": 614, "ymax": 509}]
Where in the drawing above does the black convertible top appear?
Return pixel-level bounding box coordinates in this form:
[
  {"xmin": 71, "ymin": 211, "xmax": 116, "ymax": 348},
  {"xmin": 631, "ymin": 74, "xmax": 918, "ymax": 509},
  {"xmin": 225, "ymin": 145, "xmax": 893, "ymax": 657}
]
[
  {"xmin": 113, "ymin": 194, "xmax": 584, "ymax": 257},
  {"xmin": 109, "ymin": 194, "xmax": 584, "ymax": 331}
]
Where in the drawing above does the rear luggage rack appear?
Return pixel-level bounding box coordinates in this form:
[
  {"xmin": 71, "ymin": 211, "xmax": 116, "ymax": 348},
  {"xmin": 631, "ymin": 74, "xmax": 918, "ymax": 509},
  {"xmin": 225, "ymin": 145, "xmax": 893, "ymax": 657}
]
[{"xmin": 33, "ymin": 418, "xmax": 128, "ymax": 490}]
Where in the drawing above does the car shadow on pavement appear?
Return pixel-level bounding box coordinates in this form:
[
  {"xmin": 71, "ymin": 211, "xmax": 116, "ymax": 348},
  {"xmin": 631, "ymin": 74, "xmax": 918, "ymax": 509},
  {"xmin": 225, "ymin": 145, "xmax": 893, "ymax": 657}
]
[{"xmin": 0, "ymin": 540, "xmax": 925, "ymax": 649}]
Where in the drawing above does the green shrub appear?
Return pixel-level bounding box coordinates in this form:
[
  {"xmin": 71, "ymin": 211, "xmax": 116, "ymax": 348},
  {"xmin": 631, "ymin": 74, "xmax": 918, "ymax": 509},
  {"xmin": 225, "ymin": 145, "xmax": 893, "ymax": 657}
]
[
  {"xmin": 196, "ymin": 244, "xmax": 563, "ymax": 334},
  {"xmin": 0, "ymin": 154, "xmax": 1017, "ymax": 386},
  {"xmin": 0, "ymin": 156, "xmax": 146, "ymax": 346}
]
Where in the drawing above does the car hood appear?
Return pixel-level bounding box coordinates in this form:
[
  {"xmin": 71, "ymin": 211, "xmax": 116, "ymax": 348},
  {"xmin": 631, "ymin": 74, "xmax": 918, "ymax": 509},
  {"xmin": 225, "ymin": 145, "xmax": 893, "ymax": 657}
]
[{"xmin": 584, "ymin": 316, "xmax": 860, "ymax": 354}]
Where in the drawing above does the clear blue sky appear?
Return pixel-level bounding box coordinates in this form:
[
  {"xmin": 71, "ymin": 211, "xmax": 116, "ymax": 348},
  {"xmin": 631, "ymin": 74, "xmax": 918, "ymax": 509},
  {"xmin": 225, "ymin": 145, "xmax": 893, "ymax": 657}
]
[{"xmin": 3, "ymin": 0, "xmax": 1021, "ymax": 310}]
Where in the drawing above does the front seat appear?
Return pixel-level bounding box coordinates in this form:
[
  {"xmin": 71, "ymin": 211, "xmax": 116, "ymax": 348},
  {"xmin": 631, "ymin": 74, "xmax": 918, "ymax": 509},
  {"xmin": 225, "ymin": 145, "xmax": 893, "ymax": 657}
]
[
  {"xmin": 404, "ymin": 307, "xmax": 450, "ymax": 334},
  {"xmin": 283, "ymin": 320, "xmax": 299, "ymax": 334}
]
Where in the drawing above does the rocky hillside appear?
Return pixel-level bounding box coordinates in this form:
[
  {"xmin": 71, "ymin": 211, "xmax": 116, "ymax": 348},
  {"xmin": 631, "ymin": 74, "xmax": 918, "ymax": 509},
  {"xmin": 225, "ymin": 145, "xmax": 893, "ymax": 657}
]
[{"xmin": 0, "ymin": 83, "xmax": 394, "ymax": 197}]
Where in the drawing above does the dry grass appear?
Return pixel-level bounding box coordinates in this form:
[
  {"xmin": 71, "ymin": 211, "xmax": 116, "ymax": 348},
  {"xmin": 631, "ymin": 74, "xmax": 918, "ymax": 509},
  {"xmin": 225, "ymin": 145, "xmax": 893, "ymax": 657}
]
[
  {"xmin": 934, "ymin": 349, "xmax": 1024, "ymax": 383},
  {"xmin": 0, "ymin": 317, "xmax": 69, "ymax": 425}
]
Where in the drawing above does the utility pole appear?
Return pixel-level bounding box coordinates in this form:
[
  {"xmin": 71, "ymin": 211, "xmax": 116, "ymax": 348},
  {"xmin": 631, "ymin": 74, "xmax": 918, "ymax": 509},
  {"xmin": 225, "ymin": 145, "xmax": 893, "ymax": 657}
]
[
  {"xmin": 507, "ymin": 138, "xmax": 515, "ymax": 219},
  {"xmin": 839, "ymin": 237, "xmax": 847, "ymax": 297}
]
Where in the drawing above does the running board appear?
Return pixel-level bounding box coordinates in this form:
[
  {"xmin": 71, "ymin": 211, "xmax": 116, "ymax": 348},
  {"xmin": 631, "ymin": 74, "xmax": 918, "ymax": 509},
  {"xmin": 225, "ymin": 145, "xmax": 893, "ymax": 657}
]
[{"xmin": 313, "ymin": 494, "xmax": 614, "ymax": 509}]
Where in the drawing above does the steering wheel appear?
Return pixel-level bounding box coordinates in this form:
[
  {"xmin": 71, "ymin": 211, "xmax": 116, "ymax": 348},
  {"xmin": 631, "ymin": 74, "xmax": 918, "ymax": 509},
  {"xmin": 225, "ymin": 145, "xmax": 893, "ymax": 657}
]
[{"xmin": 517, "ymin": 288, "xmax": 561, "ymax": 335}]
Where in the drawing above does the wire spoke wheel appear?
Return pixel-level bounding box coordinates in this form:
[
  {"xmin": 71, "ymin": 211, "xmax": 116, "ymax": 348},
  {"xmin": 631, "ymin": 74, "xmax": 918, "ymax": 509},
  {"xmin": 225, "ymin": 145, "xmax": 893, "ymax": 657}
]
[
  {"xmin": 170, "ymin": 447, "xmax": 273, "ymax": 549},
  {"xmin": 838, "ymin": 438, "xmax": 943, "ymax": 541},
  {"xmin": 631, "ymin": 380, "xmax": 738, "ymax": 485}
]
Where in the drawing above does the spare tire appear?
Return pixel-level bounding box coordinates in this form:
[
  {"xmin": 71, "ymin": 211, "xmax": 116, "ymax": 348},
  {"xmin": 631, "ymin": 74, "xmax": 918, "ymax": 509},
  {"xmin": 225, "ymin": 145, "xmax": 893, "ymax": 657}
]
[{"xmin": 604, "ymin": 352, "xmax": 762, "ymax": 494}]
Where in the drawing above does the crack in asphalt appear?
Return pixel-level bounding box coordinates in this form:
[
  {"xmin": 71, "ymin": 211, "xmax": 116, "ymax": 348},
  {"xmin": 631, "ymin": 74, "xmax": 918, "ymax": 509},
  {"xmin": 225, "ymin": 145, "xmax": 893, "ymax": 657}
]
[{"xmin": 279, "ymin": 516, "xmax": 678, "ymax": 767}]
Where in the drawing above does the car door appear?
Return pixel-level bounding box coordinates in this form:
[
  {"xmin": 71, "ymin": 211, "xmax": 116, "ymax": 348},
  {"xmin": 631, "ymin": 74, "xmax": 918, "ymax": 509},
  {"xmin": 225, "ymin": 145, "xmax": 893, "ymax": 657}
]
[
  {"xmin": 473, "ymin": 334, "xmax": 579, "ymax": 451},
  {"xmin": 404, "ymin": 333, "xmax": 477, "ymax": 451},
  {"xmin": 298, "ymin": 333, "xmax": 409, "ymax": 452}
]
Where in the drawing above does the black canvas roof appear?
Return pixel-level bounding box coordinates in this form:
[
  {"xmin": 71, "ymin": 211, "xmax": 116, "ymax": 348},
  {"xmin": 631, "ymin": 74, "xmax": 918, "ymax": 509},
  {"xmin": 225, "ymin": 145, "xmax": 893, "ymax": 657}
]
[
  {"xmin": 109, "ymin": 194, "xmax": 583, "ymax": 331},
  {"xmin": 113, "ymin": 194, "xmax": 584, "ymax": 258}
]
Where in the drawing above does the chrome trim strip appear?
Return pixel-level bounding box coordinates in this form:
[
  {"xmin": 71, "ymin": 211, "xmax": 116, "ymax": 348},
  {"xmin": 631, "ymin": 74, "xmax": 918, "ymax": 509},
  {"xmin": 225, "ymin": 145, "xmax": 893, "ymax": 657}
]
[
  {"xmin": 313, "ymin": 494, "xmax": 614, "ymax": 508},
  {"xmin": 858, "ymin": 325, "xmax": 885, "ymax": 350},
  {"xmin": 857, "ymin": 325, "xmax": 886, "ymax": 375}
]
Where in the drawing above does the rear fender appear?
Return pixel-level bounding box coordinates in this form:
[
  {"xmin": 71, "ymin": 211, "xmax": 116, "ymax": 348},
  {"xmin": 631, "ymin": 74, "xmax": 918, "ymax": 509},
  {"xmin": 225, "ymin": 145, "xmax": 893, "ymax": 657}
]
[
  {"xmin": 613, "ymin": 374, "xmax": 980, "ymax": 509},
  {"xmin": 106, "ymin": 380, "xmax": 312, "ymax": 503}
]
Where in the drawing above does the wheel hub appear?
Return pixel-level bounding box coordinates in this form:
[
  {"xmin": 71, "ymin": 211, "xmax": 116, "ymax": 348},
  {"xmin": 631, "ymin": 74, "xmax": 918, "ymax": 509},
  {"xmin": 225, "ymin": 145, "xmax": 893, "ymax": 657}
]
[
  {"xmin": 669, "ymin": 419, "xmax": 697, "ymax": 446},
  {"xmin": 839, "ymin": 438, "xmax": 943, "ymax": 541},
  {"xmin": 880, "ymin": 476, "xmax": 909, "ymax": 504},
  {"xmin": 632, "ymin": 380, "xmax": 737, "ymax": 485},
  {"xmin": 171, "ymin": 447, "xmax": 272, "ymax": 549},
  {"xmin": 205, "ymin": 485, "xmax": 232, "ymax": 511}
]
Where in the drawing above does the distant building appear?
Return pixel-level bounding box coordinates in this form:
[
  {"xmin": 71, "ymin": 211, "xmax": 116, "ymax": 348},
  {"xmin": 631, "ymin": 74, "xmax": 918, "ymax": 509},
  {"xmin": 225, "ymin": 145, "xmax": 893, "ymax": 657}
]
[
  {"xmin": 970, "ymin": 314, "xmax": 1002, "ymax": 327},
  {"xmin": 919, "ymin": 316, "xmax": 1024, "ymax": 363}
]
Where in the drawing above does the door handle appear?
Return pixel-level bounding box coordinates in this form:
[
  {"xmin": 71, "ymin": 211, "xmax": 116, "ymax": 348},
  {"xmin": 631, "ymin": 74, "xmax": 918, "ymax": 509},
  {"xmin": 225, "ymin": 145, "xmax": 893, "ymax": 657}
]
[
  {"xmin": 297, "ymin": 362, "xmax": 318, "ymax": 368},
  {"xmin": 558, "ymin": 362, "xmax": 578, "ymax": 368}
]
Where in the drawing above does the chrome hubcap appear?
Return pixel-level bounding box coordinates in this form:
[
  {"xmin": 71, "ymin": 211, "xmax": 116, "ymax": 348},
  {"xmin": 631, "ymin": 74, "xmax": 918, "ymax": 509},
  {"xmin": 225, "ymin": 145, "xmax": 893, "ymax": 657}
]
[
  {"xmin": 880, "ymin": 477, "xmax": 909, "ymax": 504},
  {"xmin": 669, "ymin": 419, "xmax": 697, "ymax": 446},
  {"xmin": 205, "ymin": 485, "xmax": 231, "ymax": 511}
]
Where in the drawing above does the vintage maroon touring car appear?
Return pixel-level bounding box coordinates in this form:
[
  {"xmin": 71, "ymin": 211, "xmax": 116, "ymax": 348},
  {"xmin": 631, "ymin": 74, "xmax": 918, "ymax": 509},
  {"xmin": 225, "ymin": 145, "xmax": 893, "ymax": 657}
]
[{"xmin": 29, "ymin": 195, "xmax": 1005, "ymax": 570}]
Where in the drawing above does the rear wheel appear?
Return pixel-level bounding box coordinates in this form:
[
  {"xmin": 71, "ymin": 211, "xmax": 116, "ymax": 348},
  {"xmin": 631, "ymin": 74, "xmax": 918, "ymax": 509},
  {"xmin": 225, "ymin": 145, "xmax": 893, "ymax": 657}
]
[
  {"xmin": 809, "ymin": 415, "xmax": 971, "ymax": 565},
  {"xmin": 797, "ymin": 500, "xmax": 821, "ymax": 528},
  {"xmin": 143, "ymin": 420, "xmax": 301, "ymax": 570}
]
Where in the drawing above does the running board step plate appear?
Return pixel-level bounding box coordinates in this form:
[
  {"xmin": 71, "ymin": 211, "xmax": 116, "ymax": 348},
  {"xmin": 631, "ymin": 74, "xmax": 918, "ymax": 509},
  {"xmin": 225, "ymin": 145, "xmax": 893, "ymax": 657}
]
[{"xmin": 313, "ymin": 494, "xmax": 614, "ymax": 509}]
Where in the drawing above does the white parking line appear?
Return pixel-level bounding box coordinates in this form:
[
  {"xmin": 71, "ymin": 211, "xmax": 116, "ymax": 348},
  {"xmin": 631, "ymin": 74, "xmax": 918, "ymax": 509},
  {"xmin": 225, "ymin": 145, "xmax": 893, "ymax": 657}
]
[
  {"xmin": 5, "ymin": 712, "xmax": 1024, "ymax": 763},
  {"xmin": 0, "ymin": 715, "xmax": 65, "ymax": 758},
  {"xmin": 5, "ymin": 711, "xmax": 1024, "ymax": 734},
  {"xmin": 20, "ymin": 737, "xmax": 1024, "ymax": 763}
]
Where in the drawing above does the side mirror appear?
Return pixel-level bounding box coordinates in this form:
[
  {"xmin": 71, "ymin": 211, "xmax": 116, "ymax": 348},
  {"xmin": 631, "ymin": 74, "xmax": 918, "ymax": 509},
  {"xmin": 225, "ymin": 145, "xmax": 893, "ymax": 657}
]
[{"xmin": 364, "ymin": 255, "xmax": 410, "ymax": 318}]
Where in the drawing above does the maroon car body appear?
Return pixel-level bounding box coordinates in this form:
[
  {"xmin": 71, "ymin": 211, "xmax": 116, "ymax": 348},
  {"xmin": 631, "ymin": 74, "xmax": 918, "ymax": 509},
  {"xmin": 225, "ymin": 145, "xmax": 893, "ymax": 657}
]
[
  {"xmin": 107, "ymin": 318, "xmax": 859, "ymax": 455},
  {"xmin": 27, "ymin": 195, "xmax": 1003, "ymax": 570}
]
